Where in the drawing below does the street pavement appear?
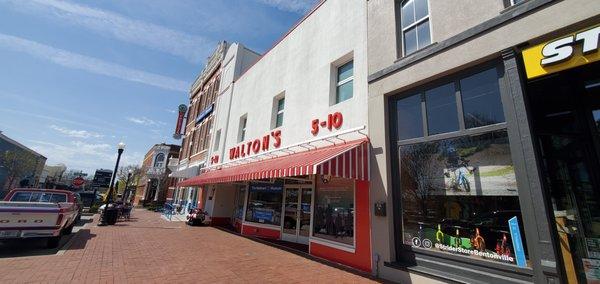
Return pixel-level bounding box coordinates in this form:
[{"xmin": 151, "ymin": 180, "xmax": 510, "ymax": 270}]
[{"xmin": 0, "ymin": 209, "xmax": 379, "ymax": 283}]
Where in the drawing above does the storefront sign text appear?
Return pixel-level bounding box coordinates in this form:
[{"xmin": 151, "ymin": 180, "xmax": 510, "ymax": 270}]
[
  {"xmin": 522, "ymin": 24, "xmax": 600, "ymax": 79},
  {"xmin": 195, "ymin": 104, "xmax": 214, "ymax": 125},
  {"xmin": 311, "ymin": 112, "xmax": 343, "ymax": 135},
  {"xmin": 229, "ymin": 130, "xmax": 281, "ymax": 160},
  {"xmin": 210, "ymin": 155, "xmax": 219, "ymax": 165}
]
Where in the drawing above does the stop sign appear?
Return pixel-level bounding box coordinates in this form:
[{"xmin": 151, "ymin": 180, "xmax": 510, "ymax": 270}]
[{"xmin": 72, "ymin": 177, "xmax": 85, "ymax": 187}]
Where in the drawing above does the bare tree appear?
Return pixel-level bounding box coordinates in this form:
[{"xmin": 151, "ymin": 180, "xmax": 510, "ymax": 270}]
[{"xmin": 0, "ymin": 150, "xmax": 38, "ymax": 191}]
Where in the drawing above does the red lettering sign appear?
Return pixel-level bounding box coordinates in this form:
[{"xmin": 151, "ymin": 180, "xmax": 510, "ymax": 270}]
[
  {"xmin": 311, "ymin": 112, "xmax": 343, "ymax": 136},
  {"xmin": 210, "ymin": 155, "xmax": 219, "ymax": 165},
  {"xmin": 229, "ymin": 131, "xmax": 282, "ymax": 161}
]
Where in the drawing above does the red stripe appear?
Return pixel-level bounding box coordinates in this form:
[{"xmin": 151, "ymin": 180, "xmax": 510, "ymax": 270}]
[
  {"xmin": 344, "ymin": 151, "xmax": 350, "ymax": 178},
  {"xmin": 329, "ymin": 158, "xmax": 337, "ymax": 176},
  {"xmin": 362, "ymin": 143, "xmax": 368, "ymax": 181},
  {"xmin": 323, "ymin": 161, "xmax": 329, "ymax": 175},
  {"xmin": 337, "ymin": 156, "xmax": 342, "ymax": 177}
]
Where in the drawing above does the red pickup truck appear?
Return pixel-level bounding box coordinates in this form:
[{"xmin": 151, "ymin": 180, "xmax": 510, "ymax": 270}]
[{"xmin": 0, "ymin": 189, "xmax": 82, "ymax": 248}]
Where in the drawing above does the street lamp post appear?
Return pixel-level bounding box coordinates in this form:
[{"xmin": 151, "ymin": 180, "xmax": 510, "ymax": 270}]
[{"xmin": 99, "ymin": 142, "xmax": 125, "ymax": 226}]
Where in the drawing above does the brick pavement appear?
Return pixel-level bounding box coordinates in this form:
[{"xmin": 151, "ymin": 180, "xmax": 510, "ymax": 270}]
[{"xmin": 0, "ymin": 209, "xmax": 380, "ymax": 284}]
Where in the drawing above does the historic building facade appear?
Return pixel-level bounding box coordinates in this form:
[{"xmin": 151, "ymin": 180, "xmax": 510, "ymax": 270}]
[
  {"xmin": 179, "ymin": 0, "xmax": 372, "ymax": 272},
  {"xmin": 170, "ymin": 41, "xmax": 260, "ymax": 213},
  {"xmin": 367, "ymin": 0, "xmax": 600, "ymax": 283},
  {"xmin": 134, "ymin": 143, "xmax": 180, "ymax": 206}
]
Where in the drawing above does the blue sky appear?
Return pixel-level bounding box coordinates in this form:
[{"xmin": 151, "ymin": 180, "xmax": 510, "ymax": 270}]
[{"xmin": 0, "ymin": 0, "xmax": 318, "ymax": 174}]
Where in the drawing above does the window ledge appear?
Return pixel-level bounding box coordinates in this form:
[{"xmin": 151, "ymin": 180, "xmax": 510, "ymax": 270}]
[{"xmin": 385, "ymin": 249, "xmax": 535, "ymax": 284}]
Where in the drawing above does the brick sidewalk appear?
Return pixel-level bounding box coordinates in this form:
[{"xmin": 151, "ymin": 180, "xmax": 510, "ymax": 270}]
[{"xmin": 0, "ymin": 209, "xmax": 379, "ymax": 283}]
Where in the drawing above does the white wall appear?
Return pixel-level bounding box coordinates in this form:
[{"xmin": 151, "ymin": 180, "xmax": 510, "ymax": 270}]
[
  {"xmin": 211, "ymin": 184, "xmax": 237, "ymax": 218},
  {"xmin": 210, "ymin": 0, "xmax": 368, "ymax": 165},
  {"xmin": 211, "ymin": 43, "xmax": 261, "ymax": 163}
]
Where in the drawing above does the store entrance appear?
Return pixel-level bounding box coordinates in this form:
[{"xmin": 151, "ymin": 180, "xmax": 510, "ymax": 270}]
[
  {"xmin": 527, "ymin": 62, "xmax": 600, "ymax": 283},
  {"xmin": 281, "ymin": 186, "xmax": 313, "ymax": 244}
]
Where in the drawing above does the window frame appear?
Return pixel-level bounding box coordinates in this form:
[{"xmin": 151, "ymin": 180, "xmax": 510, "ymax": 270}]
[
  {"xmin": 276, "ymin": 97, "xmax": 285, "ymax": 128},
  {"xmin": 393, "ymin": 63, "xmax": 507, "ymax": 147},
  {"xmin": 335, "ymin": 60, "xmax": 354, "ymax": 104},
  {"xmin": 387, "ymin": 60, "xmax": 539, "ymax": 272},
  {"xmin": 272, "ymin": 94, "xmax": 286, "ymax": 129},
  {"xmin": 399, "ymin": 0, "xmax": 432, "ymax": 57},
  {"xmin": 154, "ymin": 153, "xmax": 165, "ymax": 168},
  {"xmin": 238, "ymin": 115, "xmax": 247, "ymax": 142},
  {"xmin": 311, "ymin": 177, "xmax": 357, "ymax": 248}
]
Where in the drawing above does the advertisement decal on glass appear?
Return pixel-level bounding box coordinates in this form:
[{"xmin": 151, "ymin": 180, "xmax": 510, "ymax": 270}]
[
  {"xmin": 509, "ymin": 216, "xmax": 526, "ymax": 267},
  {"xmin": 399, "ymin": 131, "xmax": 527, "ymax": 266},
  {"xmin": 253, "ymin": 209, "xmax": 274, "ymax": 223}
]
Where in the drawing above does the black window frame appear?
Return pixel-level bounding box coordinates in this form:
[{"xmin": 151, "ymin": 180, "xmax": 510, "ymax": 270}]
[{"xmin": 387, "ymin": 60, "xmax": 535, "ymax": 274}]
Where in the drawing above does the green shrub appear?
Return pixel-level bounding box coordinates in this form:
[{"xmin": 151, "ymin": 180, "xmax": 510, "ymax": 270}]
[{"xmin": 89, "ymin": 203, "xmax": 100, "ymax": 214}]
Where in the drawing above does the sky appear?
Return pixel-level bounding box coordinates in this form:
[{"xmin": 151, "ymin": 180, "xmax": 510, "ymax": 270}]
[{"xmin": 0, "ymin": 0, "xmax": 318, "ymax": 175}]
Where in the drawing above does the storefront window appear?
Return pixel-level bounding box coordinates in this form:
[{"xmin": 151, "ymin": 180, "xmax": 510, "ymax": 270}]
[
  {"xmin": 426, "ymin": 83, "xmax": 459, "ymax": 135},
  {"xmin": 245, "ymin": 182, "xmax": 282, "ymax": 225},
  {"xmin": 234, "ymin": 185, "xmax": 246, "ymax": 220},
  {"xmin": 460, "ymin": 68, "xmax": 505, "ymax": 129},
  {"xmin": 398, "ymin": 130, "xmax": 529, "ymax": 266},
  {"xmin": 396, "ymin": 94, "xmax": 423, "ymax": 140},
  {"xmin": 313, "ymin": 177, "xmax": 354, "ymax": 246}
]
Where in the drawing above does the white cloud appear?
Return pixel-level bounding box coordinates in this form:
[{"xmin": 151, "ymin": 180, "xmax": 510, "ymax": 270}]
[
  {"xmin": 28, "ymin": 140, "xmax": 112, "ymax": 173},
  {"xmin": 0, "ymin": 33, "xmax": 188, "ymax": 92},
  {"xmin": 28, "ymin": 139, "xmax": 143, "ymax": 174},
  {"xmin": 50, "ymin": 125, "xmax": 103, "ymax": 139},
  {"xmin": 126, "ymin": 116, "xmax": 165, "ymax": 127},
  {"xmin": 2, "ymin": 0, "xmax": 214, "ymax": 63},
  {"xmin": 165, "ymin": 109, "xmax": 177, "ymax": 114},
  {"xmin": 255, "ymin": 0, "xmax": 319, "ymax": 13}
]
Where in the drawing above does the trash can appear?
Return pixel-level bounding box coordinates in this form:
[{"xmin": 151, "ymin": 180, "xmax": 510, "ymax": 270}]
[{"xmin": 104, "ymin": 206, "xmax": 119, "ymax": 225}]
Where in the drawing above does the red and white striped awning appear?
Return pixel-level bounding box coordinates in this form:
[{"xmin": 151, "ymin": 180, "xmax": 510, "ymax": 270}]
[{"xmin": 178, "ymin": 138, "xmax": 369, "ymax": 186}]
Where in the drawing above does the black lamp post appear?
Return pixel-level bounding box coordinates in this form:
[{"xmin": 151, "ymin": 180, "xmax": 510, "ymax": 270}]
[{"xmin": 99, "ymin": 142, "xmax": 125, "ymax": 226}]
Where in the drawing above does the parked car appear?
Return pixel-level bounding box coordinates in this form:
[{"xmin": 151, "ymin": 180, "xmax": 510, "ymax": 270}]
[{"xmin": 0, "ymin": 188, "xmax": 81, "ymax": 248}]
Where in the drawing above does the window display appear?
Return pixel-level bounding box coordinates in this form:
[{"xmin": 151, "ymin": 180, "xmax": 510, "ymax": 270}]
[
  {"xmin": 313, "ymin": 177, "xmax": 354, "ymax": 246},
  {"xmin": 245, "ymin": 182, "xmax": 282, "ymax": 225},
  {"xmin": 233, "ymin": 186, "xmax": 247, "ymax": 220},
  {"xmin": 399, "ymin": 130, "xmax": 528, "ymax": 266}
]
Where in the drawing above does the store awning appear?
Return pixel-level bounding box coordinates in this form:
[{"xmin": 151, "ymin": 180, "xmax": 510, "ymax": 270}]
[{"xmin": 178, "ymin": 138, "xmax": 369, "ymax": 186}]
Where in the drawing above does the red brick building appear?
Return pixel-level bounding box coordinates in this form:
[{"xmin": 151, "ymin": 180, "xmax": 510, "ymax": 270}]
[{"xmin": 134, "ymin": 143, "xmax": 180, "ymax": 206}]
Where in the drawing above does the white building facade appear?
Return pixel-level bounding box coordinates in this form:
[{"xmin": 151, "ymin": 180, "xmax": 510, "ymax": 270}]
[{"xmin": 179, "ymin": 0, "xmax": 372, "ymax": 272}]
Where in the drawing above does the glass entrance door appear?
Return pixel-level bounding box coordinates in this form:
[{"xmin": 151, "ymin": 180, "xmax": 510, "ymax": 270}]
[
  {"xmin": 281, "ymin": 186, "xmax": 312, "ymax": 244},
  {"xmin": 528, "ymin": 62, "xmax": 600, "ymax": 283}
]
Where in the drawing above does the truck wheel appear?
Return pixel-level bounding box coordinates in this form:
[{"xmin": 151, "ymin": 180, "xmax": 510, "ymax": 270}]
[
  {"xmin": 46, "ymin": 236, "xmax": 61, "ymax": 249},
  {"xmin": 63, "ymin": 224, "xmax": 74, "ymax": 235}
]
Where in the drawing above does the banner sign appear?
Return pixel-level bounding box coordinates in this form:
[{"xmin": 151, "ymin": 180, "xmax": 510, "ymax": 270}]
[
  {"xmin": 195, "ymin": 104, "xmax": 214, "ymax": 125},
  {"xmin": 509, "ymin": 216, "xmax": 527, "ymax": 267},
  {"xmin": 173, "ymin": 104, "xmax": 187, "ymax": 139},
  {"xmin": 249, "ymin": 181, "xmax": 283, "ymax": 193}
]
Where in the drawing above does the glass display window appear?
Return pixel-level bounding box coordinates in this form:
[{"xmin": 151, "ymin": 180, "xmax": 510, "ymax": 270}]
[
  {"xmin": 313, "ymin": 176, "xmax": 355, "ymax": 246},
  {"xmin": 398, "ymin": 130, "xmax": 528, "ymax": 266},
  {"xmin": 245, "ymin": 181, "xmax": 283, "ymax": 226}
]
